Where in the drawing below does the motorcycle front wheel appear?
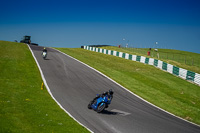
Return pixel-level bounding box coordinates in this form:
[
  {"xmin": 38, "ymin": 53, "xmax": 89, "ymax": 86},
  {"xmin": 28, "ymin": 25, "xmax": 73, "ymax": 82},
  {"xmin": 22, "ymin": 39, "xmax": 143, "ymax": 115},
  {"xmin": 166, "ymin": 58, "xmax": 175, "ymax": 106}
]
[{"xmin": 97, "ymin": 103, "xmax": 106, "ymax": 113}]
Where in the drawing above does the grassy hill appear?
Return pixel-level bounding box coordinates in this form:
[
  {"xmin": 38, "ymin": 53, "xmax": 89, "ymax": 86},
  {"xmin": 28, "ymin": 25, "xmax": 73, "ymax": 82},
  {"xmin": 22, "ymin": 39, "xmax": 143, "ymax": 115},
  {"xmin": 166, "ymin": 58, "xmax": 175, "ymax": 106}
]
[
  {"xmin": 56, "ymin": 47, "xmax": 200, "ymax": 125},
  {"xmin": 1, "ymin": 40, "xmax": 199, "ymax": 132},
  {"xmin": 99, "ymin": 46, "xmax": 200, "ymax": 74},
  {"xmin": 0, "ymin": 41, "xmax": 89, "ymax": 133}
]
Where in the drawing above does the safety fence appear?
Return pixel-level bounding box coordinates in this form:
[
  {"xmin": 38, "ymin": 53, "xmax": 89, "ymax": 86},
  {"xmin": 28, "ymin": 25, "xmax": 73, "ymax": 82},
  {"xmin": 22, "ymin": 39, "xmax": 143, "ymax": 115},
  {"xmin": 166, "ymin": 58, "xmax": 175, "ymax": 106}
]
[
  {"xmin": 84, "ymin": 46, "xmax": 200, "ymax": 86},
  {"xmin": 120, "ymin": 47, "xmax": 200, "ymax": 67}
]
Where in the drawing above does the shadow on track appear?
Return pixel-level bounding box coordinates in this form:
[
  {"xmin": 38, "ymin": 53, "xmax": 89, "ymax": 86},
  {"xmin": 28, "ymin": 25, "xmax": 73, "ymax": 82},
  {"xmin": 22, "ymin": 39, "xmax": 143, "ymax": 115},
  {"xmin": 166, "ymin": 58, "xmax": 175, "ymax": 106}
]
[{"xmin": 100, "ymin": 110, "xmax": 118, "ymax": 115}]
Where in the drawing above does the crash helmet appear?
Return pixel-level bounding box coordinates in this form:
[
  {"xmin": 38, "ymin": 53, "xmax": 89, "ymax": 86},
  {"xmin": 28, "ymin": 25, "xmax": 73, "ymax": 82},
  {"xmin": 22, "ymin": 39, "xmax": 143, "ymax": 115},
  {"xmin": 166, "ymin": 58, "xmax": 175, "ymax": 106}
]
[
  {"xmin": 44, "ymin": 47, "xmax": 46, "ymax": 50},
  {"xmin": 109, "ymin": 89, "xmax": 113, "ymax": 95}
]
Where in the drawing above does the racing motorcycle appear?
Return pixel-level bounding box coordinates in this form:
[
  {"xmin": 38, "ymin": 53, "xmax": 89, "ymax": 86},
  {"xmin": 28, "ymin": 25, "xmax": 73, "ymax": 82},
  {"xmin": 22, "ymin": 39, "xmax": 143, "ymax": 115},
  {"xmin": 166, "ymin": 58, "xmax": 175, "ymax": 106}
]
[
  {"xmin": 88, "ymin": 93, "xmax": 113, "ymax": 113},
  {"xmin": 42, "ymin": 51, "xmax": 47, "ymax": 59}
]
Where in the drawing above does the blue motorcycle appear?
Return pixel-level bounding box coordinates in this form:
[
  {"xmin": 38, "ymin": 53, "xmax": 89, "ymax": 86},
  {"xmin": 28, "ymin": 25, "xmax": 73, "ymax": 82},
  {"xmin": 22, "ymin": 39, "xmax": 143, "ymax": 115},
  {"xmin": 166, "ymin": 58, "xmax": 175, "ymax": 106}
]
[{"xmin": 88, "ymin": 94, "xmax": 113, "ymax": 113}]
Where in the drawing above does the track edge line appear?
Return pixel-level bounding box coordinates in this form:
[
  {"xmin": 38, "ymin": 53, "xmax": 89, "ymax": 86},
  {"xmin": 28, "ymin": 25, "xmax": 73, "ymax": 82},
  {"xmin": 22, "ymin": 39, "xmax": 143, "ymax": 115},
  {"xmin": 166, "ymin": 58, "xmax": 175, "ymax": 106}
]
[
  {"xmin": 53, "ymin": 47, "xmax": 200, "ymax": 128},
  {"xmin": 27, "ymin": 45, "xmax": 94, "ymax": 133}
]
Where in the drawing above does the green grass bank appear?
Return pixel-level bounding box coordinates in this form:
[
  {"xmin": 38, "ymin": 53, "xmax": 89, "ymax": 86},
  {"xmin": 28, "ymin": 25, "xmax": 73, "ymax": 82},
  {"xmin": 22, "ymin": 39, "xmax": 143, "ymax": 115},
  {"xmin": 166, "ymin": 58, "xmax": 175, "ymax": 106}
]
[
  {"xmin": 0, "ymin": 41, "xmax": 89, "ymax": 133},
  {"xmin": 56, "ymin": 47, "xmax": 200, "ymax": 125},
  {"xmin": 100, "ymin": 46, "xmax": 200, "ymax": 74}
]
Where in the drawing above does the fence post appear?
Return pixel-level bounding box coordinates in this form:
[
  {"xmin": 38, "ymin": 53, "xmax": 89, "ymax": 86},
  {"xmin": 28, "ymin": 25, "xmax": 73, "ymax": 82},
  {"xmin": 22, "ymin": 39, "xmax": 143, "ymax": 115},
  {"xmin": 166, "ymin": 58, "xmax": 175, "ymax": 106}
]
[
  {"xmin": 185, "ymin": 56, "xmax": 186, "ymax": 64},
  {"xmin": 192, "ymin": 58, "xmax": 194, "ymax": 66}
]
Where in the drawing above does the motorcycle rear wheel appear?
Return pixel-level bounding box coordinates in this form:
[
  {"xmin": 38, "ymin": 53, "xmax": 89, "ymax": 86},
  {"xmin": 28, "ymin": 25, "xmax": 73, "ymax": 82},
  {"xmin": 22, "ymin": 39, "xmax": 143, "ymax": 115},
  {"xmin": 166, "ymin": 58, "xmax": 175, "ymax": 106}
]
[{"xmin": 88, "ymin": 100, "xmax": 93, "ymax": 109}]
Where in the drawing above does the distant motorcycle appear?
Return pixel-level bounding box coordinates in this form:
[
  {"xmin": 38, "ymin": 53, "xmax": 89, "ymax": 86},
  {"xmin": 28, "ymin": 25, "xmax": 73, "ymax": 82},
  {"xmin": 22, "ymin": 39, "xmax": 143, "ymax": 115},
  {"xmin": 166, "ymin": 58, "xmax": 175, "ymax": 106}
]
[
  {"xmin": 88, "ymin": 93, "xmax": 113, "ymax": 113},
  {"xmin": 42, "ymin": 51, "xmax": 47, "ymax": 59}
]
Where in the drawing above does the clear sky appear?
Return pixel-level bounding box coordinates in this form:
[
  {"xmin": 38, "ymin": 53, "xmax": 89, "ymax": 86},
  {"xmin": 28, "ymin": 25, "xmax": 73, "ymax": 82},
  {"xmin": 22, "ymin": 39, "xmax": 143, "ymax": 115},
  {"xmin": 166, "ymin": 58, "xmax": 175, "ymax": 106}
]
[{"xmin": 0, "ymin": 0, "xmax": 200, "ymax": 53}]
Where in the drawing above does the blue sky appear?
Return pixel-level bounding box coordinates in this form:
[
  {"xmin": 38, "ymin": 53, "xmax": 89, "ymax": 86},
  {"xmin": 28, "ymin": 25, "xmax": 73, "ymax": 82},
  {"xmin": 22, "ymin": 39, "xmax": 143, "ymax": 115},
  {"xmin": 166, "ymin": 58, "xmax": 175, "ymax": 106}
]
[{"xmin": 0, "ymin": 0, "xmax": 200, "ymax": 53}]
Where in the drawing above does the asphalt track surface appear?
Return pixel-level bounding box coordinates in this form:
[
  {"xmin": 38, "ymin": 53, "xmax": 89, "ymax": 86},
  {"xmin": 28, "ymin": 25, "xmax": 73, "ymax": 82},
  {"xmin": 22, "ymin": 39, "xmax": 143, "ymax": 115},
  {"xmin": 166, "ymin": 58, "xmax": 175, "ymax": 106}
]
[{"xmin": 30, "ymin": 45, "xmax": 200, "ymax": 133}]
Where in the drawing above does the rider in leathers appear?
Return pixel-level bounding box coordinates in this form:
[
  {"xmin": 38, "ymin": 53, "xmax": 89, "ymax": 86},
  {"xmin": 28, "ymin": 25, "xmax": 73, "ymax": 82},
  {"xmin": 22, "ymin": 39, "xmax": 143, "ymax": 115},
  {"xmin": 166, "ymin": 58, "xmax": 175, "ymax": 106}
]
[
  {"xmin": 91, "ymin": 89, "xmax": 114, "ymax": 104},
  {"xmin": 43, "ymin": 47, "xmax": 47, "ymax": 53}
]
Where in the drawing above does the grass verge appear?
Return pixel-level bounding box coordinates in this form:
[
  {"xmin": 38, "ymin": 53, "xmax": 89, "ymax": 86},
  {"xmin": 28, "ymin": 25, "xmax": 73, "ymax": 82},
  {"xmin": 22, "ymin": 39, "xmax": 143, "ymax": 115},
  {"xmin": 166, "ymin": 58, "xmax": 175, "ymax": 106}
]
[
  {"xmin": 0, "ymin": 41, "xmax": 89, "ymax": 133},
  {"xmin": 56, "ymin": 47, "xmax": 200, "ymax": 125},
  {"xmin": 100, "ymin": 46, "xmax": 200, "ymax": 73}
]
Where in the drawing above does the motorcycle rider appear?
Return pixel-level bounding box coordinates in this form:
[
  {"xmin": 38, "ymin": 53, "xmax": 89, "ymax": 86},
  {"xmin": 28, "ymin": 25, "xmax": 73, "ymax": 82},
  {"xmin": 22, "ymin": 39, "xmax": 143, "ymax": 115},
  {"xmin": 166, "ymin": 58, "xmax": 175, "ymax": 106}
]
[
  {"xmin": 42, "ymin": 47, "xmax": 47, "ymax": 58},
  {"xmin": 91, "ymin": 89, "xmax": 114, "ymax": 104},
  {"xmin": 43, "ymin": 47, "xmax": 47, "ymax": 53}
]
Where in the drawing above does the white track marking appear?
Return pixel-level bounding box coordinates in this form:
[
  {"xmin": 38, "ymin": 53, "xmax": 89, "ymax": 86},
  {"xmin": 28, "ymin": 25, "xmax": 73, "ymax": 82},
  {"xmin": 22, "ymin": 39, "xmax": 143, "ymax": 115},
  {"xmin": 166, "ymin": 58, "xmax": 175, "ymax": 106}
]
[
  {"xmin": 53, "ymin": 48, "xmax": 200, "ymax": 128},
  {"xmin": 28, "ymin": 45, "xmax": 94, "ymax": 133},
  {"xmin": 111, "ymin": 109, "xmax": 131, "ymax": 116}
]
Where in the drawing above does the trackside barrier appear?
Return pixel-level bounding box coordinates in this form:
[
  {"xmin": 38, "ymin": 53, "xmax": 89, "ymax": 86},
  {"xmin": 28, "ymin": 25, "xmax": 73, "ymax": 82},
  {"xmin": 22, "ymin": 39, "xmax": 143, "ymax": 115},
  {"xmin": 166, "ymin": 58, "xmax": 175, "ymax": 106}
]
[{"xmin": 83, "ymin": 46, "xmax": 200, "ymax": 86}]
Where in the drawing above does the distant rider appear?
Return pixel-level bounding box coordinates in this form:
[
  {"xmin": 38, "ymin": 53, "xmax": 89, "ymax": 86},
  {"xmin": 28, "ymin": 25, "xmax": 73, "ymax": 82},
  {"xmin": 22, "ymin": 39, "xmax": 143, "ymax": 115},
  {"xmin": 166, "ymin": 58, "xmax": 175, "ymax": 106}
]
[{"xmin": 43, "ymin": 47, "xmax": 47, "ymax": 53}]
